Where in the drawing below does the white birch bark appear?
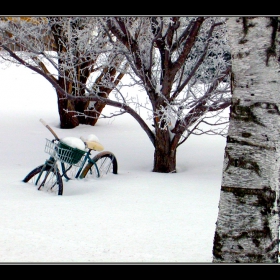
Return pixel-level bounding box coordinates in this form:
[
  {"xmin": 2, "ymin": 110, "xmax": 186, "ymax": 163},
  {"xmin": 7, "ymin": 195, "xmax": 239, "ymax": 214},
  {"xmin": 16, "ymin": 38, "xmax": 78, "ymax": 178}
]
[{"xmin": 212, "ymin": 17, "xmax": 280, "ymax": 263}]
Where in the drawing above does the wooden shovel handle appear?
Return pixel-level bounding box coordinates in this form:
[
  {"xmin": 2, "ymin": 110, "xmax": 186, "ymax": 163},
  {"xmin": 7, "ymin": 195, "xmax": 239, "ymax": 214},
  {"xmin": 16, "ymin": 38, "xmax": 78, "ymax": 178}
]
[{"xmin": 39, "ymin": 119, "xmax": 60, "ymax": 141}]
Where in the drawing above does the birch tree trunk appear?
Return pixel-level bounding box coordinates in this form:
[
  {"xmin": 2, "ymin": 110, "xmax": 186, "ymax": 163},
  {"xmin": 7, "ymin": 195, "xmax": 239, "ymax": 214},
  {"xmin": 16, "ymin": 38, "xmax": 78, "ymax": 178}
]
[{"xmin": 212, "ymin": 17, "xmax": 280, "ymax": 263}]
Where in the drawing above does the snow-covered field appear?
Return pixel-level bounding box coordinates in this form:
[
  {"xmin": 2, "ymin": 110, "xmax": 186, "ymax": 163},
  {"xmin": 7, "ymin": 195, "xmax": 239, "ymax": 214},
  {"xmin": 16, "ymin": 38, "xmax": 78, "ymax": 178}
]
[{"xmin": 0, "ymin": 63, "xmax": 227, "ymax": 263}]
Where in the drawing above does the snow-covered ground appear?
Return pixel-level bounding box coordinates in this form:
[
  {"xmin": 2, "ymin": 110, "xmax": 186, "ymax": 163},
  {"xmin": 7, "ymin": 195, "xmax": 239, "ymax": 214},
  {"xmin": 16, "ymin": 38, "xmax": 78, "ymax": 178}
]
[{"xmin": 0, "ymin": 62, "xmax": 227, "ymax": 263}]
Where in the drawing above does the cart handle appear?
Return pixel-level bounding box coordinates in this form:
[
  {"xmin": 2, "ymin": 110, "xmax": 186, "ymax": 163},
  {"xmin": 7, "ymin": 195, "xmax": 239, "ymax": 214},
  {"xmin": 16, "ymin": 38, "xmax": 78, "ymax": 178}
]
[{"xmin": 40, "ymin": 119, "xmax": 60, "ymax": 141}]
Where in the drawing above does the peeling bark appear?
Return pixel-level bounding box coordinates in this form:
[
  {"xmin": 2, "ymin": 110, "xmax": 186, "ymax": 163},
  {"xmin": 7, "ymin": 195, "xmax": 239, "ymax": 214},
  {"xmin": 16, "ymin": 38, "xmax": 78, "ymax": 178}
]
[{"xmin": 212, "ymin": 17, "xmax": 280, "ymax": 263}]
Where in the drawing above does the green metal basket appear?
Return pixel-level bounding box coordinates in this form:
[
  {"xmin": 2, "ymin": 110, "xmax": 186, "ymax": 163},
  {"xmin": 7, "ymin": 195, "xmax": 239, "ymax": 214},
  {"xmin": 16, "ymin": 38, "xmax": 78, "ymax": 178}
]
[{"xmin": 57, "ymin": 141, "xmax": 86, "ymax": 165}]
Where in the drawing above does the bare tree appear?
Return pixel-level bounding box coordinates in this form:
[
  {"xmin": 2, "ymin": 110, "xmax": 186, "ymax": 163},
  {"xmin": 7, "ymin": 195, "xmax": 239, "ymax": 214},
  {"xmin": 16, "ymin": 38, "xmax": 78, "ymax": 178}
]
[
  {"xmin": 101, "ymin": 17, "xmax": 231, "ymax": 172},
  {"xmin": 212, "ymin": 17, "xmax": 280, "ymax": 263},
  {"xmin": 0, "ymin": 16, "xmax": 127, "ymax": 128},
  {"xmin": 0, "ymin": 16, "xmax": 231, "ymax": 173}
]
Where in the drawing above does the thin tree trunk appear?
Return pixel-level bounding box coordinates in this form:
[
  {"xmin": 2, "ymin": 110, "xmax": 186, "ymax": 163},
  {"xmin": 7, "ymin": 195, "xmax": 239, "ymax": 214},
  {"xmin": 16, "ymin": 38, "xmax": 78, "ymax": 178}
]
[{"xmin": 212, "ymin": 17, "xmax": 280, "ymax": 263}]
